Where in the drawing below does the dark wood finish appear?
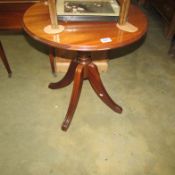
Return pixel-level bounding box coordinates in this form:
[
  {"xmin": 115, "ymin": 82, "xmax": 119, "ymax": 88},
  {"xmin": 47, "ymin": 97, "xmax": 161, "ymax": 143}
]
[
  {"xmin": 23, "ymin": 3, "xmax": 148, "ymax": 131},
  {"xmin": 23, "ymin": 3, "xmax": 148, "ymax": 51},
  {"xmin": 48, "ymin": 59, "xmax": 78, "ymax": 89},
  {"xmin": 0, "ymin": 0, "xmax": 39, "ymax": 30},
  {"xmin": 138, "ymin": 0, "xmax": 175, "ymax": 39},
  {"xmin": 61, "ymin": 64, "xmax": 84, "ymax": 131},
  {"xmin": 87, "ymin": 63, "xmax": 122, "ymax": 113},
  {"xmin": 138, "ymin": 0, "xmax": 146, "ymax": 6},
  {"xmin": 0, "ymin": 41, "xmax": 12, "ymax": 77},
  {"xmin": 165, "ymin": 12, "xmax": 175, "ymax": 39},
  {"xmin": 49, "ymin": 54, "xmax": 122, "ymax": 131}
]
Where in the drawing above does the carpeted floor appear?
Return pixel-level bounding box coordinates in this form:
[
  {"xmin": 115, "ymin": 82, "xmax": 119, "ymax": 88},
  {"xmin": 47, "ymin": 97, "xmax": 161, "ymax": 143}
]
[{"xmin": 0, "ymin": 5, "xmax": 175, "ymax": 175}]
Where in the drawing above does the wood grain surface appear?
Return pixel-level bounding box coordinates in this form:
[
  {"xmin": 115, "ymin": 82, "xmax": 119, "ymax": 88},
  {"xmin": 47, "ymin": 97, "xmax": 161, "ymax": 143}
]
[{"xmin": 23, "ymin": 2, "xmax": 148, "ymax": 51}]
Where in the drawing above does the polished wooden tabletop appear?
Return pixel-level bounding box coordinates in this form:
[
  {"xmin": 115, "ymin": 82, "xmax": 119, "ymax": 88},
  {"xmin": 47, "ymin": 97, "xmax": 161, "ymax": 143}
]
[
  {"xmin": 23, "ymin": 2, "xmax": 148, "ymax": 51},
  {"xmin": 23, "ymin": 2, "xmax": 148, "ymax": 131}
]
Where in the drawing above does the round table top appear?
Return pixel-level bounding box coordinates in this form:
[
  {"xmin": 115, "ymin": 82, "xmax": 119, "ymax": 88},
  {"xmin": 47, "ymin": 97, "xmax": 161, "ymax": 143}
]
[{"xmin": 23, "ymin": 2, "xmax": 148, "ymax": 51}]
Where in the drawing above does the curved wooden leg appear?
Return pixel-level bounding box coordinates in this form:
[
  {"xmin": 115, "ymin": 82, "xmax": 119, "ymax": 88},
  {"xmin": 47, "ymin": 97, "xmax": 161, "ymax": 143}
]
[
  {"xmin": 0, "ymin": 41, "xmax": 12, "ymax": 77},
  {"xmin": 49, "ymin": 59, "xmax": 78, "ymax": 89},
  {"xmin": 61, "ymin": 64, "xmax": 84, "ymax": 131},
  {"xmin": 87, "ymin": 63, "xmax": 122, "ymax": 113},
  {"xmin": 49, "ymin": 47, "xmax": 56, "ymax": 75}
]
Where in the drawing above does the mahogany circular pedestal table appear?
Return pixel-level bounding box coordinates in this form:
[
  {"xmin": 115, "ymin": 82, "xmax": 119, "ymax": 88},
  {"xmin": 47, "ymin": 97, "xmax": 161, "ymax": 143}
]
[{"xmin": 23, "ymin": 2, "xmax": 148, "ymax": 131}]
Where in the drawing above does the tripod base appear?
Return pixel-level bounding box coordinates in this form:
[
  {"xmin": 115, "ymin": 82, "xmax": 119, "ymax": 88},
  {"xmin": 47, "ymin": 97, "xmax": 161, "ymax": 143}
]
[{"xmin": 49, "ymin": 53, "xmax": 122, "ymax": 131}]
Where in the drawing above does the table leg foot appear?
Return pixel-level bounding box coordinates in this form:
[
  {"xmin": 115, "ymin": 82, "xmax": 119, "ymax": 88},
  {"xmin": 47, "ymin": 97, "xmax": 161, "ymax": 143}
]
[
  {"xmin": 61, "ymin": 64, "xmax": 84, "ymax": 131},
  {"xmin": 49, "ymin": 59, "xmax": 78, "ymax": 89},
  {"xmin": 87, "ymin": 63, "xmax": 122, "ymax": 113}
]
